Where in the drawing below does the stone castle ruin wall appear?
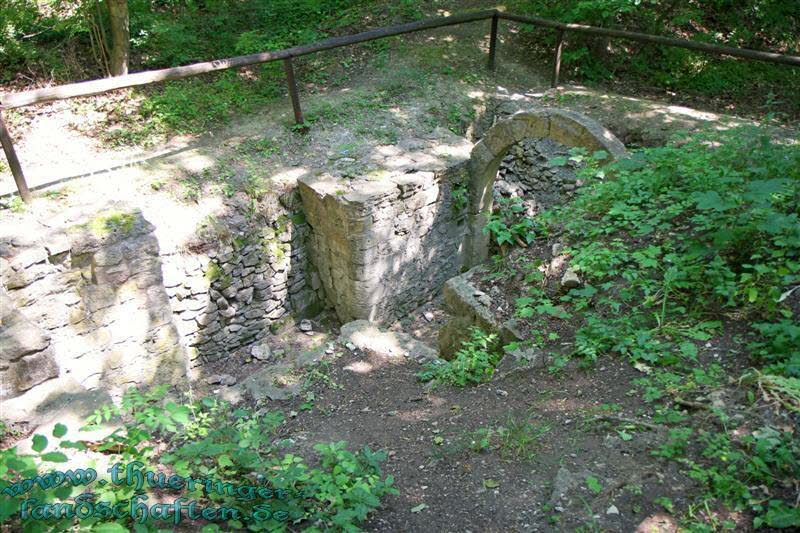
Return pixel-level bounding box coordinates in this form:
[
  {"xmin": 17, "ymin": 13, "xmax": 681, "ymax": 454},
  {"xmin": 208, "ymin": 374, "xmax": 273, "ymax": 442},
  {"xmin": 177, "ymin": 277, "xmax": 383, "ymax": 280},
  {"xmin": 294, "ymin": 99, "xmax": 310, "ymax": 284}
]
[{"xmin": 0, "ymin": 107, "xmax": 625, "ymax": 422}]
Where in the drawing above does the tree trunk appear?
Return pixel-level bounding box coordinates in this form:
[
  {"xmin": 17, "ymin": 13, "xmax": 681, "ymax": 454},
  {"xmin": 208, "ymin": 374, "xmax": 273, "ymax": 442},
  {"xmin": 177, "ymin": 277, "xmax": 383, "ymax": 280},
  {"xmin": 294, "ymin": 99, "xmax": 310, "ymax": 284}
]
[{"xmin": 107, "ymin": 0, "xmax": 129, "ymax": 76}]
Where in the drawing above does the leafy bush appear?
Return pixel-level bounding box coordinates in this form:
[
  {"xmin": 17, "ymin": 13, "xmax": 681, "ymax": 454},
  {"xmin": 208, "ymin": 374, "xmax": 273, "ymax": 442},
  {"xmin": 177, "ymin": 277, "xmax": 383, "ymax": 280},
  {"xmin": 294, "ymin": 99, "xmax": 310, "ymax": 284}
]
[
  {"xmin": 1, "ymin": 386, "xmax": 397, "ymax": 531},
  {"xmin": 540, "ymin": 125, "xmax": 799, "ymax": 371},
  {"xmin": 418, "ymin": 328, "xmax": 501, "ymax": 387},
  {"xmin": 484, "ymin": 197, "xmax": 538, "ymax": 252},
  {"xmin": 506, "ymin": 0, "xmax": 800, "ymax": 109}
]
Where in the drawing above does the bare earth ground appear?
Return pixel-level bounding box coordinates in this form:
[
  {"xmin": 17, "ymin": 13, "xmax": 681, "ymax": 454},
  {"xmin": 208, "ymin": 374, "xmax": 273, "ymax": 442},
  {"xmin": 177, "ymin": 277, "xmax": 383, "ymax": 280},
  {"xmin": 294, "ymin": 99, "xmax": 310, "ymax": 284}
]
[
  {"xmin": 282, "ymin": 340, "xmax": 688, "ymax": 532},
  {"xmin": 2, "ymin": 8, "xmax": 799, "ymax": 533}
]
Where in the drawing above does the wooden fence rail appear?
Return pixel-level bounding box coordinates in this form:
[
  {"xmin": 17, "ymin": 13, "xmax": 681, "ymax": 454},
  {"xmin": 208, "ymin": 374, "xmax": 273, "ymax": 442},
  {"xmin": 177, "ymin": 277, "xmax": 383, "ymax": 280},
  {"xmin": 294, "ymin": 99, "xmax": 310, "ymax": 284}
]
[{"xmin": 2, "ymin": 8, "xmax": 799, "ymax": 202}]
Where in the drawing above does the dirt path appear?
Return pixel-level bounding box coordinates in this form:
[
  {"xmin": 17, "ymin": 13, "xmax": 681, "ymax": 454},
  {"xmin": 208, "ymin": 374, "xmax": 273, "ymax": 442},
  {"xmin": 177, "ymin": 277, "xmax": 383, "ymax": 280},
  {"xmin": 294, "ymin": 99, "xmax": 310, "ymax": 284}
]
[{"xmin": 276, "ymin": 328, "xmax": 687, "ymax": 532}]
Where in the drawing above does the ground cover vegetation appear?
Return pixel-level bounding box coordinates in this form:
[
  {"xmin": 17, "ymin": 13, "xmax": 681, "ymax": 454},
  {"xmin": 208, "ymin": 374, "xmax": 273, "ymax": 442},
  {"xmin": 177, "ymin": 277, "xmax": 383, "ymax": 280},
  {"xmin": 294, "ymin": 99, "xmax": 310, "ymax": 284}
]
[
  {"xmin": 1, "ymin": 385, "xmax": 397, "ymax": 531},
  {"xmin": 506, "ymin": 0, "xmax": 800, "ymax": 117},
  {"xmin": 480, "ymin": 123, "xmax": 800, "ymax": 528},
  {"xmin": 2, "ymin": 1, "xmax": 798, "ymax": 145}
]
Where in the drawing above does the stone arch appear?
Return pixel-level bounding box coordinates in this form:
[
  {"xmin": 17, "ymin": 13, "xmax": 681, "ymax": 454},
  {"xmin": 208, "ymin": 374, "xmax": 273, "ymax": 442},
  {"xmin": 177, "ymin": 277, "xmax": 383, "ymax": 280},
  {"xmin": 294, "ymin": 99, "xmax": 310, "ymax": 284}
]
[{"xmin": 464, "ymin": 109, "xmax": 628, "ymax": 266}]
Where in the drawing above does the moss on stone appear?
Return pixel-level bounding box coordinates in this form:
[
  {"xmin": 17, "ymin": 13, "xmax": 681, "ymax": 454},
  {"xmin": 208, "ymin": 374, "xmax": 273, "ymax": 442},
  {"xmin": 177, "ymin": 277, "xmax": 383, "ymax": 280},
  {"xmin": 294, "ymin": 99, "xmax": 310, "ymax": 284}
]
[
  {"xmin": 205, "ymin": 262, "xmax": 223, "ymax": 282},
  {"xmin": 89, "ymin": 211, "xmax": 136, "ymax": 237}
]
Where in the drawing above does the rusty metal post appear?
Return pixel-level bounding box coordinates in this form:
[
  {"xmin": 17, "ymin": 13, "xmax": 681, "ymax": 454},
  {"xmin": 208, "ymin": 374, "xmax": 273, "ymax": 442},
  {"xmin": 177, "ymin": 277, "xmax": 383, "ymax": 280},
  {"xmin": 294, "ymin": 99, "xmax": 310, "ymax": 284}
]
[
  {"xmin": 283, "ymin": 57, "xmax": 307, "ymax": 132},
  {"xmin": 0, "ymin": 110, "xmax": 31, "ymax": 203},
  {"xmin": 551, "ymin": 29, "xmax": 565, "ymax": 88},
  {"xmin": 488, "ymin": 12, "xmax": 499, "ymax": 70}
]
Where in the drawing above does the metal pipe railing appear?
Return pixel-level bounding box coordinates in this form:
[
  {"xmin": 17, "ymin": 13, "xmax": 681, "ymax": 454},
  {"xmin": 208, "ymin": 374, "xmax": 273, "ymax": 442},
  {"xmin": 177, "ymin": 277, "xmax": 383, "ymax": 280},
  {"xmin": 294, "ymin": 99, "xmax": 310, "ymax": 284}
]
[{"xmin": 2, "ymin": 8, "xmax": 799, "ymax": 202}]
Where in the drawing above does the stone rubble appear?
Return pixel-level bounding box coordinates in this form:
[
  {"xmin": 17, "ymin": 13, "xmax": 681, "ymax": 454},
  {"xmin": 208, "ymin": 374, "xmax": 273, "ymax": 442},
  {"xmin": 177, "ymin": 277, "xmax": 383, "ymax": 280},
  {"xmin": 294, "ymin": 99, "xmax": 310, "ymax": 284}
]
[{"xmin": 495, "ymin": 138, "xmax": 585, "ymax": 217}]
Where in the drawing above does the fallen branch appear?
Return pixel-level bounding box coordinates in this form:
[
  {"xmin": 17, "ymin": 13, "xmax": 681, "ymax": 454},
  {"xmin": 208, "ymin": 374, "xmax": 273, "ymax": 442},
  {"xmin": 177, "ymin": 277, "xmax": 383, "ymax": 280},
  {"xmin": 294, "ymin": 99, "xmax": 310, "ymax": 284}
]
[
  {"xmin": 593, "ymin": 415, "xmax": 662, "ymax": 431},
  {"xmin": 673, "ymin": 397, "xmax": 710, "ymax": 410}
]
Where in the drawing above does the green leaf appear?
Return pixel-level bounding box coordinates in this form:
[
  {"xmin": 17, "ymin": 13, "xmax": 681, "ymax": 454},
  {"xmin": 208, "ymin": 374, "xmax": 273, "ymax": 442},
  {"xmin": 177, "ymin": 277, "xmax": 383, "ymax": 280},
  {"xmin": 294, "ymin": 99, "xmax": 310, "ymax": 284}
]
[
  {"xmin": 617, "ymin": 430, "xmax": 633, "ymax": 441},
  {"xmin": 218, "ymin": 454, "xmax": 234, "ymax": 468},
  {"xmin": 169, "ymin": 406, "xmax": 191, "ymax": 425},
  {"xmin": 679, "ymin": 342, "xmax": 698, "ymax": 360},
  {"xmin": 748, "ymin": 287, "xmax": 759, "ymax": 303},
  {"xmin": 40, "ymin": 452, "xmax": 68, "ymax": 463},
  {"xmin": 692, "ymin": 191, "xmax": 732, "ymax": 211},
  {"xmin": 52, "ymin": 423, "xmax": 68, "ymax": 438},
  {"xmin": 93, "ymin": 523, "xmax": 128, "ymax": 532},
  {"xmin": 410, "ymin": 503, "xmax": 428, "ymax": 513},
  {"xmin": 32, "ymin": 435, "xmax": 48, "ymax": 453},
  {"xmin": 585, "ymin": 475, "xmax": 602, "ymax": 494}
]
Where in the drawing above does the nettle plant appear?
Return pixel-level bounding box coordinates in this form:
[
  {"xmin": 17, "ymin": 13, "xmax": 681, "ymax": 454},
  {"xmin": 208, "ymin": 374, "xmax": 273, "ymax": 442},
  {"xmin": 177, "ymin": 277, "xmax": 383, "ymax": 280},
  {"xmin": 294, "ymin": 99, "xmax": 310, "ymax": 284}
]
[
  {"xmin": 1, "ymin": 386, "xmax": 397, "ymax": 532},
  {"xmin": 537, "ymin": 125, "xmax": 800, "ymax": 371},
  {"xmin": 483, "ymin": 197, "xmax": 537, "ymax": 252},
  {"xmin": 418, "ymin": 327, "xmax": 502, "ymax": 387}
]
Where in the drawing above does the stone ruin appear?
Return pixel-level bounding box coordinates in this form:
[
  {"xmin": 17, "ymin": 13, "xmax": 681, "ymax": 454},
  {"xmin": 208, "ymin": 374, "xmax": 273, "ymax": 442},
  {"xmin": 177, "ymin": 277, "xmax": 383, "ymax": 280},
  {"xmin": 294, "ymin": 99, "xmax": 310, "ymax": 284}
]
[
  {"xmin": 495, "ymin": 138, "xmax": 585, "ymax": 217},
  {"xmin": 299, "ymin": 167, "xmax": 470, "ymax": 324},
  {"xmin": 0, "ymin": 107, "xmax": 626, "ymax": 425}
]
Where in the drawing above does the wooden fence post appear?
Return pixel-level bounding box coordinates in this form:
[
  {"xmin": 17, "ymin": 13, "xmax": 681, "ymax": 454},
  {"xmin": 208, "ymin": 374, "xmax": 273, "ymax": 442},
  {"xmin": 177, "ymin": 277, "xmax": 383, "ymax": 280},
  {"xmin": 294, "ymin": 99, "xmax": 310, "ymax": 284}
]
[
  {"xmin": 0, "ymin": 110, "xmax": 31, "ymax": 203},
  {"xmin": 488, "ymin": 12, "xmax": 499, "ymax": 70},
  {"xmin": 284, "ymin": 57, "xmax": 307, "ymax": 132},
  {"xmin": 551, "ymin": 29, "xmax": 565, "ymax": 88}
]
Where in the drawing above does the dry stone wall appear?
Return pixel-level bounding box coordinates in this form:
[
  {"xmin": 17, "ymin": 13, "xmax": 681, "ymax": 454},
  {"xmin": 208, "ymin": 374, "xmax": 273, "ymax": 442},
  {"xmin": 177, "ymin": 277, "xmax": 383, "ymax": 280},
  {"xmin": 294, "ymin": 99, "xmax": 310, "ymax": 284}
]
[
  {"xmin": 495, "ymin": 138, "xmax": 585, "ymax": 216},
  {"xmin": 160, "ymin": 196, "xmax": 324, "ymax": 365},
  {"xmin": 0, "ymin": 210, "xmax": 184, "ymax": 407},
  {"xmin": 0, "ymin": 195, "xmax": 323, "ymax": 417}
]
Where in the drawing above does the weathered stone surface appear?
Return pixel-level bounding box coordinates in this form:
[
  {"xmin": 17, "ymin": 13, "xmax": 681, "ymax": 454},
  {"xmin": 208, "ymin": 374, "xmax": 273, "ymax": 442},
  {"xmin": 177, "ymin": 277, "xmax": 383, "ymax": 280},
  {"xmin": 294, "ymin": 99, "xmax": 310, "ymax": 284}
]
[
  {"xmin": 1, "ymin": 209, "xmax": 186, "ymax": 410},
  {"xmin": 443, "ymin": 265, "xmax": 527, "ymax": 345},
  {"xmin": 300, "ymin": 162, "xmax": 469, "ymax": 324},
  {"xmin": 437, "ymin": 316, "xmax": 475, "ymax": 361},
  {"xmin": 238, "ymin": 365, "xmax": 301, "ymax": 401},
  {"xmin": 561, "ymin": 268, "xmax": 581, "ymax": 289},
  {"xmin": 339, "ymin": 320, "xmax": 439, "ymax": 362},
  {"xmin": 250, "ymin": 343, "xmax": 272, "ymax": 361},
  {"xmin": 0, "ymin": 288, "xmax": 58, "ymax": 398},
  {"xmin": 442, "ymin": 267, "xmax": 497, "ymax": 332},
  {"xmin": 0, "ymin": 291, "xmax": 50, "ymax": 361},
  {"xmin": 205, "ymin": 373, "xmax": 237, "ymax": 386}
]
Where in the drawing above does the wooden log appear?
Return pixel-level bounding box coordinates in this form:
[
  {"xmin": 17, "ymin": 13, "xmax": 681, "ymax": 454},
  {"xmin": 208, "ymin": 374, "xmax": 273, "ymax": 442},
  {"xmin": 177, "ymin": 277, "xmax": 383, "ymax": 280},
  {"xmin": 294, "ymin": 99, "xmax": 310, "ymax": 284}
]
[
  {"xmin": 0, "ymin": 111, "xmax": 31, "ymax": 203},
  {"xmin": 552, "ymin": 29, "xmax": 565, "ymax": 88}
]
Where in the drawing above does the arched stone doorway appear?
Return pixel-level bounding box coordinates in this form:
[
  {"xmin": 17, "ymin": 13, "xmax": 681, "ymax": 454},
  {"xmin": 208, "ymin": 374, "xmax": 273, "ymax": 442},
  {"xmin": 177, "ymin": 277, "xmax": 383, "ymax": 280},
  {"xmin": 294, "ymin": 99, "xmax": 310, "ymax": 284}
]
[{"xmin": 464, "ymin": 109, "xmax": 628, "ymax": 266}]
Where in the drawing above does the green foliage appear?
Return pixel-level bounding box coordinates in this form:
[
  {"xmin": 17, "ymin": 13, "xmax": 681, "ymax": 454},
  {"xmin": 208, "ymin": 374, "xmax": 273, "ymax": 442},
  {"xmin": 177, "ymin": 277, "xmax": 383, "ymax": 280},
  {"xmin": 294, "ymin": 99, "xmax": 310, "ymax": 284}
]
[
  {"xmin": 417, "ymin": 328, "xmax": 501, "ymax": 387},
  {"xmin": 540, "ymin": 125, "xmax": 799, "ymax": 372},
  {"xmin": 4, "ymin": 386, "xmax": 396, "ymax": 532},
  {"xmin": 507, "ymin": 0, "xmax": 800, "ymax": 110},
  {"xmin": 509, "ymin": 125, "xmax": 800, "ymax": 527},
  {"xmin": 450, "ymin": 180, "xmax": 468, "ymax": 214},
  {"xmin": 484, "ymin": 197, "xmax": 538, "ymax": 251},
  {"xmin": 495, "ymin": 416, "xmax": 550, "ymax": 461},
  {"xmin": 658, "ymin": 425, "xmax": 800, "ymax": 529},
  {"xmin": 139, "ymin": 71, "xmax": 282, "ymax": 135}
]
